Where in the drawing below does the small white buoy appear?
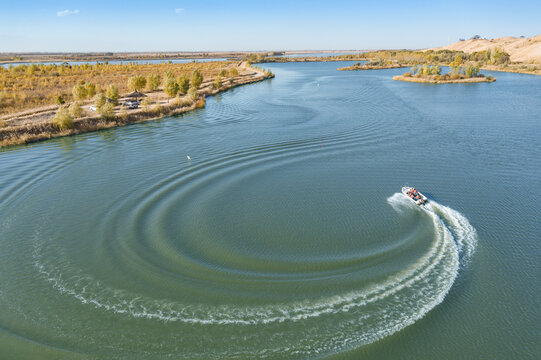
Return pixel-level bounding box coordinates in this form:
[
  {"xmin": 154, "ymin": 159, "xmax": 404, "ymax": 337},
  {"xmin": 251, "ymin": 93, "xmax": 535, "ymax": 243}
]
[{"xmin": 186, "ymin": 155, "xmax": 191, "ymax": 160}]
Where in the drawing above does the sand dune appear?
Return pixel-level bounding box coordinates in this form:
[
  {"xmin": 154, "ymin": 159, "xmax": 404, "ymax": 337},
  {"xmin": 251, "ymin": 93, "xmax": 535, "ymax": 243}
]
[{"xmin": 430, "ymin": 35, "xmax": 541, "ymax": 63}]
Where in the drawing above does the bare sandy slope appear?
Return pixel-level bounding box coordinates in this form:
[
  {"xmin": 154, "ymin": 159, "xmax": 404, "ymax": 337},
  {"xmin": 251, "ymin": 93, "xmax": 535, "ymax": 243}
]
[{"xmin": 429, "ymin": 35, "xmax": 541, "ymax": 63}]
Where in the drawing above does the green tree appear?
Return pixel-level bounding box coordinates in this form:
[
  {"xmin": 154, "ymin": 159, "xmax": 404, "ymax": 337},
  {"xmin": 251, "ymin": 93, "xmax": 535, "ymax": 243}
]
[
  {"xmin": 163, "ymin": 77, "xmax": 179, "ymax": 98},
  {"xmin": 106, "ymin": 84, "xmax": 119, "ymax": 104},
  {"xmin": 177, "ymin": 75, "xmax": 190, "ymax": 94},
  {"xmin": 94, "ymin": 92, "xmax": 106, "ymax": 110},
  {"xmin": 52, "ymin": 106, "xmax": 74, "ymax": 130},
  {"xmin": 190, "ymin": 69, "xmax": 203, "ymax": 89},
  {"xmin": 147, "ymin": 73, "xmax": 161, "ymax": 91},
  {"xmin": 85, "ymin": 83, "xmax": 96, "ymax": 98},
  {"xmin": 72, "ymin": 84, "xmax": 88, "ymax": 101},
  {"xmin": 68, "ymin": 101, "xmax": 84, "ymax": 118},
  {"xmin": 128, "ymin": 75, "xmax": 147, "ymax": 91}
]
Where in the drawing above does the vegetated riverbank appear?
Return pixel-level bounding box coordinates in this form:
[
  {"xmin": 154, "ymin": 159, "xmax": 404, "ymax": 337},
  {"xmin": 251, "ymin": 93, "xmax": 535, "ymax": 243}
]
[
  {"xmin": 0, "ymin": 65, "xmax": 273, "ymax": 148},
  {"xmin": 0, "ymin": 61, "xmax": 244, "ymax": 115},
  {"xmin": 393, "ymin": 75, "xmax": 495, "ymax": 83}
]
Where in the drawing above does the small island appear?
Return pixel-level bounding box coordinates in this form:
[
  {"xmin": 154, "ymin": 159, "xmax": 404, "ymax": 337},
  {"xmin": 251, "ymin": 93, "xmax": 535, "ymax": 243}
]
[
  {"xmin": 393, "ymin": 59, "xmax": 496, "ymax": 84},
  {"xmin": 338, "ymin": 60, "xmax": 410, "ymax": 71}
]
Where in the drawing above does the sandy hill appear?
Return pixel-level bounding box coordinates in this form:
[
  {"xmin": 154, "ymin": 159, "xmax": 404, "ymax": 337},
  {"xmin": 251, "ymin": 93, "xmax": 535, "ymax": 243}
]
[{"xmin": 429, "ymin": 35, "xmax": 541, "ymax": 63}]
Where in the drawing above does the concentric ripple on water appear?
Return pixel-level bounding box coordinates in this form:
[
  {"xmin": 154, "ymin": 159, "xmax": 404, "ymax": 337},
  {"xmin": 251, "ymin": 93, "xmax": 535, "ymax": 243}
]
[{"xmin": 0, "ymin": 62, "xmax": 485, "ymax": 359}]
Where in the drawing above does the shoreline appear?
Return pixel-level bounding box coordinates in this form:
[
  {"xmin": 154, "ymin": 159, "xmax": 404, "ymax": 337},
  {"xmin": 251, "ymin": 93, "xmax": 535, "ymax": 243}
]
[
  {"xmin": 0, "ymin": 68, "xmax": 273, "ymax": 148},
  {"xmin": 338, "ymin": 64, "xmax": 410, "ymax": 71},
  {"xmin": 392, "ymin": 75, "xmax": 496, "ymax": 84}
]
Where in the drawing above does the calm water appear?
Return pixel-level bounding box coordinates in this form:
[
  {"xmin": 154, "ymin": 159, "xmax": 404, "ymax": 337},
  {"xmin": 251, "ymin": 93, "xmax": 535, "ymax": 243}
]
[{"xmin": 0, "ymin": 62, "xmax": 540, "ymax": 359}]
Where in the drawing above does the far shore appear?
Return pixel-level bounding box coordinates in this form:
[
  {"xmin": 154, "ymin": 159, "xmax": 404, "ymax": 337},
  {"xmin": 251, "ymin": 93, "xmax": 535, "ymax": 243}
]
[
  {"xmin": 338, "ymin": 64, "xmax": 410, "ymax": 71},
  {"xmin": 393, "ymin": 75, "xmax": 496, "ymax": 84}
]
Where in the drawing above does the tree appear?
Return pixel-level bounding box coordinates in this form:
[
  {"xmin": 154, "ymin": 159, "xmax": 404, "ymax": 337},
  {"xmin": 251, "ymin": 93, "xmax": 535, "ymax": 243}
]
[
  {"xmin": 214, "ymin": 76, "xmax": 221, "ymax": 89},
  {"xmin": 85, "ymin": 83, "xmax": 96, "ymax": 98},
  {"xmin": 147, "ymin": 74, "xmax": 161, "ymax": 91},
  {"xmin": 188, "ymin": 87, "xmax": 198, "ymax": 101},
  {"xmin": 177, "ymin": 75, "xmax": 190, "ymax": 94},
  {"xmin": 219, "ymin": 69, "xmax": 227, "ymax": 77},
  {"xmin": 72, "ymin": 84, "xmax": 88, "ymax": 101},
  {"xmin": 52, "ymin": 106, "xmax": 74, "ymax": 130},
  {"xmin": 68, "ymin": 101, "xmax": 84, "ymax": 118},
  {"xmin": 94, "ymin": 92, "xmax": 106, "ymax": 110},
  {"xmin": 164, "ymin": 77, "xmax": 179, "ymax": 98},
  {"xmin": 106, "ymin": 84, "xmax": 119, "ymax": 104},
  {"xmin": 229, "ymin": 68, "xmax": 239, "ymax": 77},
  {"xmin": 55, "ymin": 95, "xmax": 65, "ymax": 106},
  {"xmin": 99, "ymin": 102, "xmax": 115, "ymax": 121},
  {"xmin": 190, "ymin": 69, "xmax": 203, "ymax": 89},
  {"xmin": 128, "ymin": 75, "xmax": 147, "ymax": 91}
]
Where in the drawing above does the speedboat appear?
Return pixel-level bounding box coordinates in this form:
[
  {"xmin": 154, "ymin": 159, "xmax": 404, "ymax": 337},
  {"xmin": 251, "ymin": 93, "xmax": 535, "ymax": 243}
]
[{"xmin": 402, "ymin": 186, "xmax": 427, "ymax": 205}]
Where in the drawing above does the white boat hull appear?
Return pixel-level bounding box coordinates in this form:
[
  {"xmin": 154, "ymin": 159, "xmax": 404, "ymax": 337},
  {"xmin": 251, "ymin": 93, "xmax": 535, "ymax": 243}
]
[{"xmin": 402, "ymin": 186, "xmax": 428, "ymax": 205}]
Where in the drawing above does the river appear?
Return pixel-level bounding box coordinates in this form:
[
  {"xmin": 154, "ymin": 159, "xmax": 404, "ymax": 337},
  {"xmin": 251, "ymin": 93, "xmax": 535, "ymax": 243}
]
[{"xmin": 0, "ymin": 61, "xmax": 539, "ymax": 359}]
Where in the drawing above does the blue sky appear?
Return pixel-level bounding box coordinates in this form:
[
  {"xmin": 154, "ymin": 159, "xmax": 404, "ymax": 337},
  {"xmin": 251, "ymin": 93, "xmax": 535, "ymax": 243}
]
[{"xmin": 1, "ymin": 0, "xmax": 539, "ymax": 52}]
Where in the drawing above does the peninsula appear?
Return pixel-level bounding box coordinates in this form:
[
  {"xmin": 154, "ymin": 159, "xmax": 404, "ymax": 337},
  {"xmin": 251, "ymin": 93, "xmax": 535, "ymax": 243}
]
[{"xmin": 0, "ymin": 61, "xmax": 273, "ymax": 147}]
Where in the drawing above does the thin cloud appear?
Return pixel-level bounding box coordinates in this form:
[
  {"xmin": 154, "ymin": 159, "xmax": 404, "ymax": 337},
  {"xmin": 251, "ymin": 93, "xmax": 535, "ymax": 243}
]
[
  {"xmin": 175, "ymin": 8, "xmax": 184, "ymax": 13},
  {"xmin": 57, "ymin": 10, "xmax": 80, "ymax": 17}
]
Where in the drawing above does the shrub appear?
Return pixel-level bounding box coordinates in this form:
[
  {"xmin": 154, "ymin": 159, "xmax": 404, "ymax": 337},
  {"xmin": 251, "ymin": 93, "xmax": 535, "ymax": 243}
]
[
  {"xmin": 151, "ymin": 103, "xmax": 163, "ymax": 115},
  {"xmin": 213, "ymin": 76, "xmax": 222, "ymax": 89},
  {"xmin": 119, "ymin": 105, "xmax": 128, "ymax": 120},
  {"xmin": 141, "ymin": 97, "xmax": 153, "ymax": 112},
  {"xmin": 449, "ymin": 73, "xmax": 461, "ymax": 80},
  {"xmin": 55, "ymin": 95, "xmax": 65, "ymax": 106},
  {"xmin": 0, "ymin": 120, "xmax": 6, "ymax": 128},
  {"xmin": 403, "ymin": 72, "xmax": 412, "ymax": 77},
  {"xmin": 68, "ymin": 101, "xmax": 84, "ymax": 118},
  {"xmin": 147, "ymin": 74, "xmax": 161, "ymax": 91},
  {"xmin": 99, "ymin": 102, "xmax": 115, "ymax": 121},
  {"xmin": 94, "ymin": 92, "xmax": 106, "ymax": 110},
  {"xmin": 188, "ymin": 87, "xmax": 198, "ymax": 101},
  {"xmin": 172, "ymin": 95, "xmax": 192, "ymax": 107},
  {"xmin": 195, "ymin": 98, "xmax": 206, "ymax": 108},
  {"xmin": 52, "ymin": 107, "xmax": 74, "ymax": 130},
  {"xmin": 106, "ymin": 84, "xmax": 119, "ymax": 104},
  {"xmin": 486, "ymin": 75, "xmax": 494, "ymax": 81},
  {"xmin": 163, "ymin": 77, "xmax": 179, "ymax": 98},
  {"xmin": 219, "ymin": 69, "xmax": 227, "ymax": 77},
  {"xmin": 72, "ymin": 84, "xmax": 88, "ymax": 100},
  {"xmin": 128, "ymin": 75, "xmax": 147, "ymax": 91},
  {"xmin": 229, "ymin": 68, "xmax": 239, "ymax": 77},
  {"xmin": 190, "ymin": 70, "xmax": 203, "ymax": 89},
  {"xmin": 85, "ymin": 83, "xmax": 96, "ymax": 98},
  {"xmin": 177, "ymin": 75, "xmax": 189, "ymax": 94}
]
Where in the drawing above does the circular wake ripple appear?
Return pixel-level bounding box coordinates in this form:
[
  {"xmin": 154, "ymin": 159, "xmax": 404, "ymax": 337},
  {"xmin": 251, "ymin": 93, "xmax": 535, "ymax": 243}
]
[{"xmin": 31, "ymin": 186, "xmax": 477, "ymax": 358}]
